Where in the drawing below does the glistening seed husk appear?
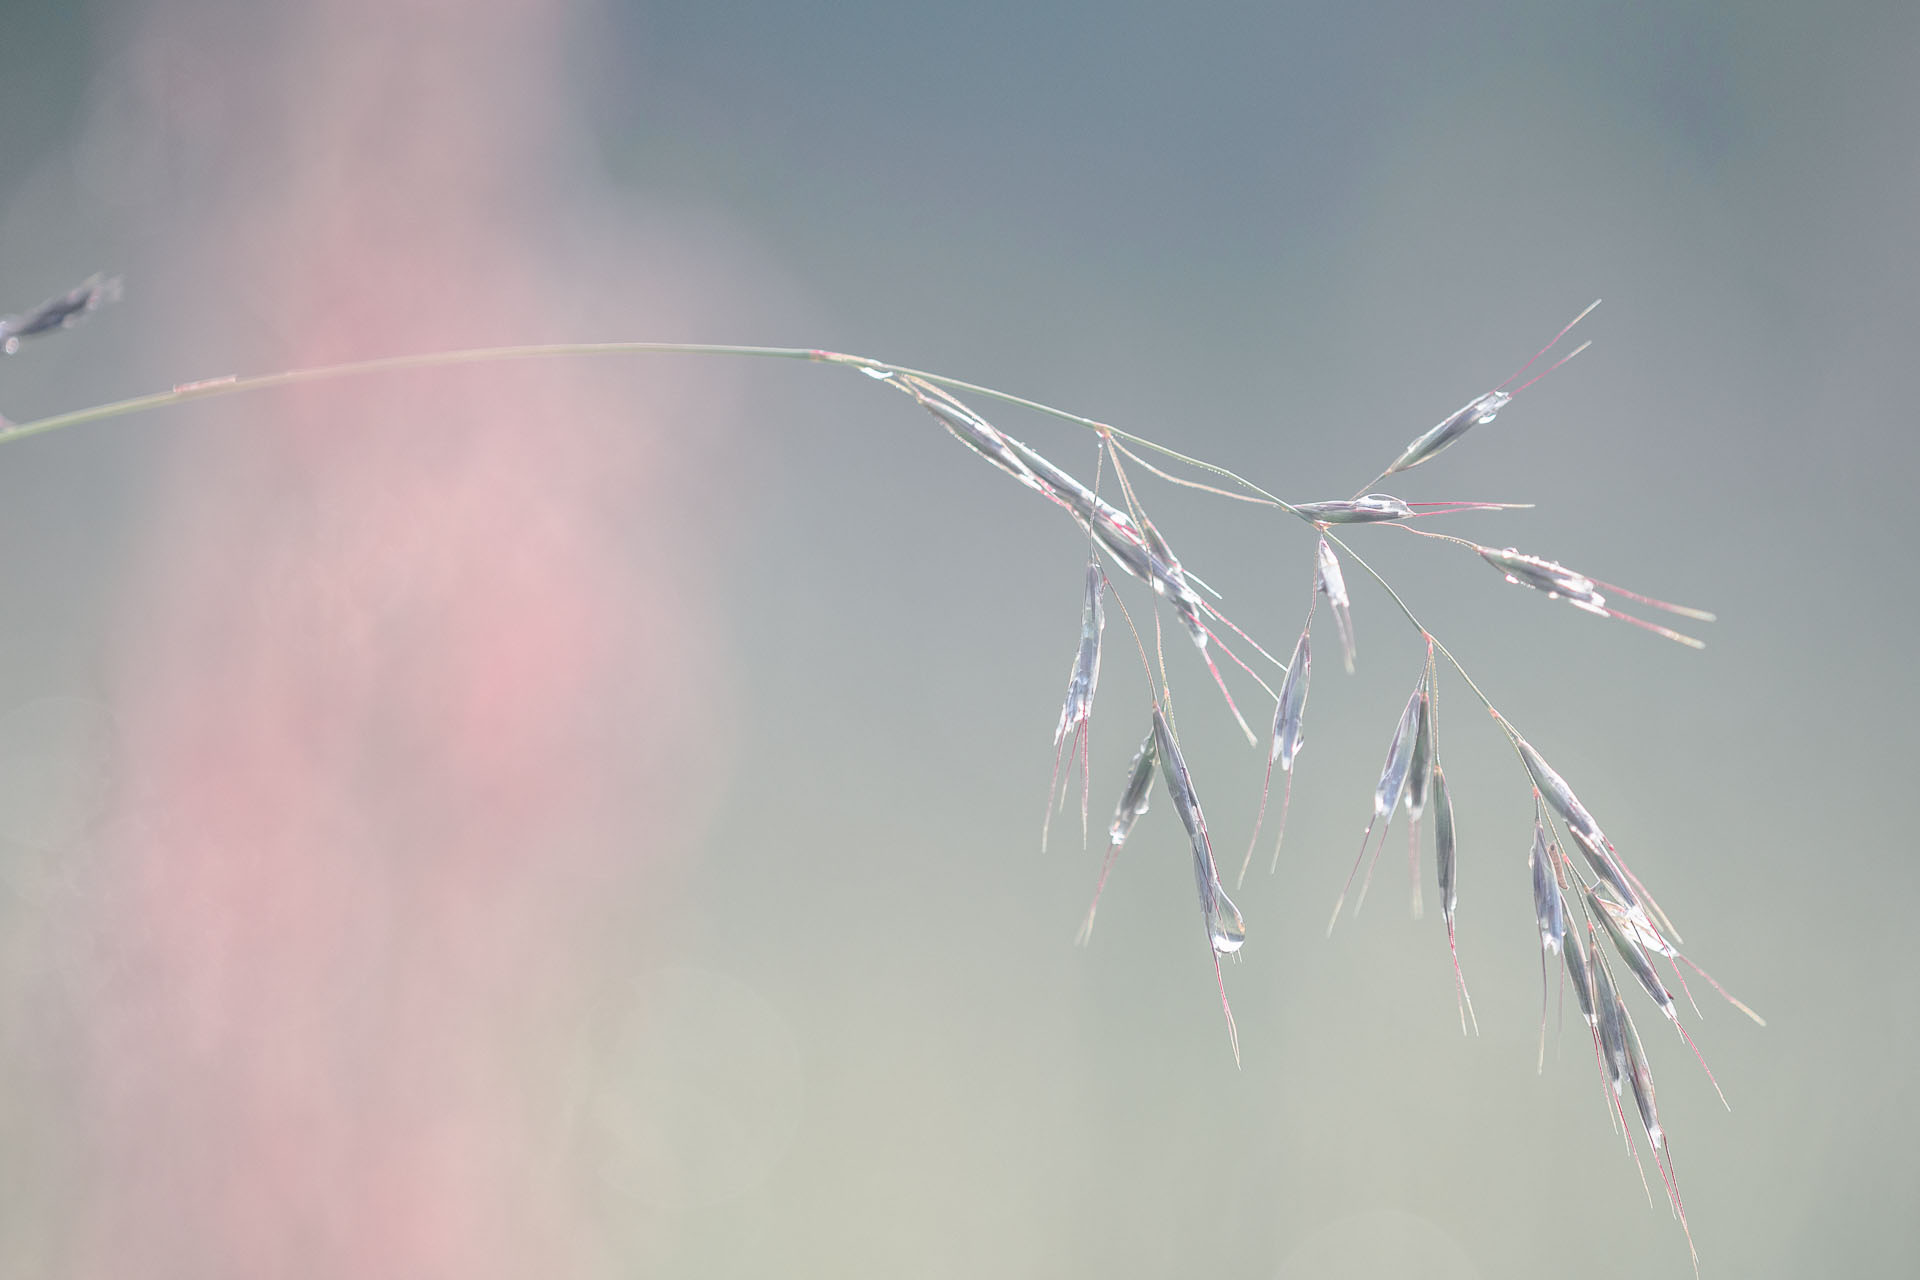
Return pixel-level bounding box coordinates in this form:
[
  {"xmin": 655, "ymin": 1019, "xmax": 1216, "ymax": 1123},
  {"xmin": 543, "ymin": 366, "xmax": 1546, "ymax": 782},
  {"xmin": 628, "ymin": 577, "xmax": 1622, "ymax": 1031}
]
[
  {"xmin": 1406, "ymin": 684, "xmax": 1433, "ymax": 822},
  {"xmin": 1273, "ymin": 630, "xmax": 1310, "ymax": 771},
  {"xmin": 1242, "ymin": 624, "xmax": 1310, "ymax": 887},
  {"xmin": 0, "ymin": 273, "xmax": 120, "ymax": 355},
  {"xmin": 1315, "ymin": 538, "xmax": 1356, "ymax": 673},
  {"xmin": 1043, "ymin": 561, "xmax": 1107, "ymax": 852},
  {"xmin": 1382, "ymin": 390, "xmax": 1512, "ymax": 477},
  {"xmin": 1109, "ymin": 730, "xmax": 1156, "ymax": 848},
  {"xmin": 898, "ymin": 377, "xmax": 1037, "ymax": 488},
  {"xmin": 1152, "ymin": 708, "xmax": 1243, "ymax": 956},
  {"xmin": 1054, "ymin": 562, "xmax": 1105, "ymax": 750},
  {"xmin": 1076, "ymin": 728, "xmax": 1157, "ymax": 946},
  {"xmin": 1622, "ymin": 999, "xmax": 1666, "ymax": 1151},
  {"xmin": 1514, "ymin": 734, "xmax": 1639, "ymax": 911},
  {"xmin": 1595, "ymin": 891, "xmax": 1674, "ymax": 959},
  {"xmin": 1591, "ymin": 886, "xmax": 1674, "ymax": 1017},
  {"xmin": 1241, "ymin": 626, "xmax": 1312, "ymax": 886},
  {"xmin": 1531, "ymin": 822, "xmax": 1565, "ymax": 956},
  {"xmin": 1151, "ymin": 706, "xmax": 1244, "ymax": 1066},
  {"xmin": 896, "ymin": 379, "xmax": 1256, "ymax": 735},
  {"xmin": 1478, "ymin": 545, "xmax": 1607, "ymax": 615},
  {"xmin": 1475, "ymin": 543, "xmax": 1710, "ymax": 648},
  {"xmin": 1565, "ymin": 921, "xmax": 1597, "ymax": 1025},
  {"xmin": 1293, "ymin": 493, "xmax": 1415, "ymax": 523},
  {"xmin": 1327, "ymin": 674, "xmax": 1428, "ymax": 929},
  {"xmin": 1429, "ymin": 763, "xmax": 1477, "ymax": 1036},
  {"xmin": 1433, "ymin": 765, "xmax": 1458, "ymax": 922},
  {"xmin": 1373, "ymin": 683, "xmax": 1425, "ymax": 820}
]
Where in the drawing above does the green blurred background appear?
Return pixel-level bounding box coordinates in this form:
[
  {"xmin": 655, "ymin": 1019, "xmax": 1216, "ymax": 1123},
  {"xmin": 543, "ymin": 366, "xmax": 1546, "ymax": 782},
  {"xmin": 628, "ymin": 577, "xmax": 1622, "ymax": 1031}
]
[{"xmin": 0, "ymin": 1, "xmax": 1912, "ymax": 1275}]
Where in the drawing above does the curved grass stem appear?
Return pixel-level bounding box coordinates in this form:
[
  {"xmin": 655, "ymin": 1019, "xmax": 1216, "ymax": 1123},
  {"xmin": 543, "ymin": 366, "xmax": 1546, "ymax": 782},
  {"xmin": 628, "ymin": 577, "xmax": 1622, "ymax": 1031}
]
[{"xmin": 6, "ymin": 336, "xmax": 1511, "ymax": 727}]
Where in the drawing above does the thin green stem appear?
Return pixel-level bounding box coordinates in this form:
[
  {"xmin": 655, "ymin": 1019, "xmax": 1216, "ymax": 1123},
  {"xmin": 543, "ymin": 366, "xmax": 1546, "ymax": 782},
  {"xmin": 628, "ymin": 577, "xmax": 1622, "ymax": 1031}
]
[
  {"xmin": 6, "ymin": 335, "xmax": 1517, "ymax": 742},
  {"xmin": 3, "ymin": 340, "xmax": 1312, "ymax": 520},
  {"xmin": 0, "ymin": 342, "xmax": 824, "ymax": 443},
  {"xmin": 1319, "ymin": 529, "xmax": 1512, "ymax": 735}
]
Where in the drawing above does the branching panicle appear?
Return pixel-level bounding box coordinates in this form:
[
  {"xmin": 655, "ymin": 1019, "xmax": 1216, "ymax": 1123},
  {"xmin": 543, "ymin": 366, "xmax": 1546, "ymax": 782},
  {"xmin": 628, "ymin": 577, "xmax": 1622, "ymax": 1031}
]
[{"xmin": 2, "ymin": 293, "xmax": 1745, "ymax": 1266}]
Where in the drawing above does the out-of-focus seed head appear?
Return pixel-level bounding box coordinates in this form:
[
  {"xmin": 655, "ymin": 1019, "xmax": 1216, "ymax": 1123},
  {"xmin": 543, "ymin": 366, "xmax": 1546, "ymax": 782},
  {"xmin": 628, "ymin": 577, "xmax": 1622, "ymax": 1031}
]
[{"xmin": 0, "ymin": 272, "xmax": 120, "ymax": 355}]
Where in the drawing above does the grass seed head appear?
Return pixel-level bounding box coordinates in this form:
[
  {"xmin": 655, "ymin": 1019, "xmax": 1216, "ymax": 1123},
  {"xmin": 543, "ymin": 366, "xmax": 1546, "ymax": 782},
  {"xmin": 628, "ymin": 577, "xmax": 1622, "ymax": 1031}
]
[
  {"xmin": 1362, "ymin": 301, "xmax": 1597, "ymax": 488},
  {"xmin": 1564, "ymin": 920, "xmax": 1597, "ymax": 1026},
  {"xmin": 1053, "ymin": 563, "xmax": 1105, "ymax": 749},
  {"xmin": 1478, "ymin": 545, "xmax": 1606, "ymax": 613},
  {"xmin": 1594, "ymin": 952, "xmax": 1629, "ymax": 1095},
  {"xmin": 1429, "ymin": 764, "xmax": 1477, "ymax": 1034},
  {"xmin": 1590, "ymin": 885, "xmax": 1674, "ymax": 1017},
  {"xmin": 1314, "ymin": 538, "xmax": 1356, "ymax": 673},
  {"xmin": 914, "ymin": 393, "xmax": 1255, "ymax": 737},
  {"xmin": 1151, "ymin": 707, "xmax": 1244, "ymax": 1065},
  {"xmin": 1294, "ymin": 493, "xmax": 1416, "ymax": 524},
  {"xmin": 1109, "ymin": 729, "xmax": 1157, "ymax": 847},
  {"xmin": 1381, "ymin": 390, "xmax": 1512, "ymax": 478},
  {"xmin": 1273, "ymin": 630, "xmax": 1311, "ymax": 770},
  {"xmin": 1044, "ymin": 563, "xmax": 1107, "ymax": 852},
  {"xmin": 1076, "ymin": 727, "xmax": 1159, "ymax": 947},
  {"xmin": 1477, "ymin": 544, "xmax": 1711, "ymax": 648},
  {"xmin": 1405, "ymin": 681, "xmax": 1433, "ymax": 821},
  {"xmin": 1595, "ymin": 890, "xmax": 1675, "ymax": 959},
  {"xmin": 1433, "ymin": 765, "xmax": 1458, "ymax": 923},
  {"xmin": 1621, "ymin": 1000, "xmax": 1666, "ymax": 1152},
  {"xmin": 1621, "ymin": 998, "xmax": 1698, "ymax": 1271},
  {"xmin": 1328, "ymin": 673, "xmax": 1426, "ymax": 928},
  {"xmin": 1531, "ymin": 822, "xmax": 1566, "ymax": 956},
  {"xmin": 1151, "ymin": 707, "xmax": 1242, "ymax": 954},
  {"xmin": 1005, "ymin": 432, "xmax": 1099, "ymax": 510},
  {"xmin": 1514, "ymin": 735, "xmax": 1642, "ymax": 912},
  {"xmin": 1241, "ymin": 624, "xmax": 1313, "ymax": 888}
]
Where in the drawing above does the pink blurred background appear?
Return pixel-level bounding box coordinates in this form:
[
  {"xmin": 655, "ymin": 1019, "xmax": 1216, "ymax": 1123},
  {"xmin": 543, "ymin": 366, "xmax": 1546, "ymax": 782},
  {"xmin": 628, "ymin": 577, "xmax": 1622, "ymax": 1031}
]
[
  {"xmin": 2, "ymin": 0, "xmax": 1916, "ymax": 1276},
  {"xmin": 59, "ymin": 2, "xmax": 734, "ymax": 1274}
]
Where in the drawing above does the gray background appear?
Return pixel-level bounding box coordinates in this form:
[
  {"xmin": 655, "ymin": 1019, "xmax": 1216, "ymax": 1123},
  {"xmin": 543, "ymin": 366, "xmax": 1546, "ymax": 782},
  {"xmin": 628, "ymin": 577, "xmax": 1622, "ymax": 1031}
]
[{"xmin": 0, "ymin": 1, "xmax": 1911, "ymax": 1276}]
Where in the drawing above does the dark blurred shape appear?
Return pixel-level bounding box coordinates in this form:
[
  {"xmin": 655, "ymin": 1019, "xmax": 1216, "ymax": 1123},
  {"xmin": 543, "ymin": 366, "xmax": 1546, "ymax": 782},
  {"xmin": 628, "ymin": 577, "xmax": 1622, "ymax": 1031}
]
[{"xmin": 0, "ymin": 271, "xmax": 120, "ymax": 354}]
